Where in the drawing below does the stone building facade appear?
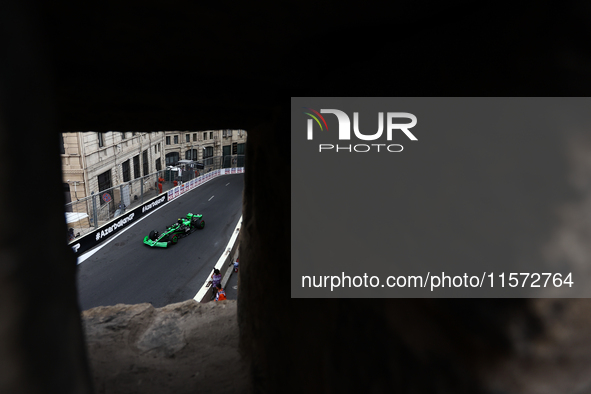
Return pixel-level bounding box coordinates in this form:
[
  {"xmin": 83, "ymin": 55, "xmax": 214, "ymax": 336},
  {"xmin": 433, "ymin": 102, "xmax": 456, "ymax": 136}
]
[
  {"xmin": 61, "ymin": 132, "xmax": 166, "ymax": 206},
  {"xmin": 163, "ymin": 129, "xmax": 247, "ymax": 166},
  {"xmin": 61, "ymin": 130, "xmax": 247, "ymax": 208}
]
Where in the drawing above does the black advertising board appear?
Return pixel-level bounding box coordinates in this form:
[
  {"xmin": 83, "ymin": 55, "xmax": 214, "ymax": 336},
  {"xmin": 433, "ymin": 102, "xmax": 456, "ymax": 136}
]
[{"xmin": 69, "ymin": 193, "xmax": 168, "ymax": 257}]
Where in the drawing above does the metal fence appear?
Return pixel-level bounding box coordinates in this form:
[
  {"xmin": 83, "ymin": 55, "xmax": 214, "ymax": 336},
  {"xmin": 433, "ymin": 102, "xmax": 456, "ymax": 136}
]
[{"xmin": 65, "ymin": 155, "xmax": 244, "ymax": 242}]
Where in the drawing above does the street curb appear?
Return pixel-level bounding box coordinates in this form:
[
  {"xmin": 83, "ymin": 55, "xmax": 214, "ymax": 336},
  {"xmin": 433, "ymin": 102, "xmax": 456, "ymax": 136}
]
[
  {"xmin": 193, "ymin": 216, "xmax": 242, "ymax": 302},
  {"xmin": 75, "ymin": 170, "xmax": 242, "ymax": 262},
  {"xmin": 221, "ymin": 249, "xmax": 238, "ymax": 289}
]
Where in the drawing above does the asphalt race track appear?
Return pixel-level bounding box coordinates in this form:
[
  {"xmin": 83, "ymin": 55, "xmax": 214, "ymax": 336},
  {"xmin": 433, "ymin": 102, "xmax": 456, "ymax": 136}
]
[{"xmin": 76, "ymin": 174, "xmax": 244, "ymax": 310}]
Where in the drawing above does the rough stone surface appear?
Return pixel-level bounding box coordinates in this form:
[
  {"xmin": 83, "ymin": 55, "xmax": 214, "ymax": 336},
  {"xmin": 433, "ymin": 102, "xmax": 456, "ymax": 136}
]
[
  {"xmin": 237, "ymin": 105, "xmax": 591, "ymax": 393},
  {"xmin": 484, "ymin": 298, "xmax": 591, "ymax": 394},
  {"xmin": 82, "ymin": 300, "xmax": 247, "ymax": 394},
  {"xmin": 5, "ymin": 1, "xmax": 591, "ymax": 393}
]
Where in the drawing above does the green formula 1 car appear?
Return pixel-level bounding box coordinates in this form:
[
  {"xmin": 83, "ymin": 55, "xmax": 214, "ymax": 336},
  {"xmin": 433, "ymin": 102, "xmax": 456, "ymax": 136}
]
[{"xmin": 143, "ymin": 212, "xmax": 205, "ymax": 247}]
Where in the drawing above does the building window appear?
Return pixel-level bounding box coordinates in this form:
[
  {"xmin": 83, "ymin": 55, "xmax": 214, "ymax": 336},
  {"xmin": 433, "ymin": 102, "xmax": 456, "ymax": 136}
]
[
  {"xmin": 174, "ymin": 135, "xmax": 179, "ymax": 144},
  {"xmin": 98, "ymin": 132, "xmax": 104, "ymax": 147},
  {"xmin": 185, "ymin": 149, "xmax": 198, "ymax": 161},
  {"xmin": 64, "ymin": 183, "xmax": 72, "ymax": 211},
  {"xmin": 203, "ymin": 132, "xmax": 207, "ymax": 140},
  {"xmin": 165, "ymin": 152, "xmax": 179, "ymax": 166},
  {"xmin": 204, "ymin": 146, "xmax": 214, "ymax": 165},
  {"xmin": 121, "ymin": 132, "xmax": 126, "ymax": 140},
  {"xmin": 122, "ymin": 160, "xmax": 130, "ymax": 182},
  {"xmin": 155, "ymin": 158, "xmax": 162, "ymax": 171},
  {"xmin": 237, "ymin": 143, "xmax": 245, "ymax": 155},
  {"xmin": 222, "ymin": 145, "xmax": 231, "ymax": 168},
  {"xmin": 186, "ymin": 134, "xmax": 190, "ymax": 143},
  {"xmin": 133, "ymin": 155, "xmax": 140, "ymax": 179},
  {"xmin": 193, "ymin": 133, "xmax": 197, "ymax": 141},
  {"xmin": 223, "ymin": 130, "xmax": 233, "ymax": 138},
  {"xmin": 158, "ymin": 143, "xmax": 161, "ymax": 152},
  {"xmin": 209, "ymin": 132, "xmax": 213, "ymax": 140},
  {"xmin": 132, "ymin": 132, "xmax": 136, "ymax": 136},
  {"xmin": 97, "ymin": 170, "xmax": 112, "ymax": 205},
  {"xmin": 142, "ymin": 150, "xmax": 149, "ymax": 176},
  {"xmin": 166, "ymin": 136, "xmax": 171, "ymax": 145}
]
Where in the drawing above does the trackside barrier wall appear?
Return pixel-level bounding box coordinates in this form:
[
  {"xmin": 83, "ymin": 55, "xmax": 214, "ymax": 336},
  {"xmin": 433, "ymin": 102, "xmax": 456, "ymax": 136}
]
[
  {"xmin": 193, "ymin": 216, "xmax": 242, "ymax": 303},
  {"xmin": 65, "ymin": 155, "xmax": 245, "ymax": 240},
  {"xmin": 70, "ymin": 168, "xmax": 245, "ymax": 257}
]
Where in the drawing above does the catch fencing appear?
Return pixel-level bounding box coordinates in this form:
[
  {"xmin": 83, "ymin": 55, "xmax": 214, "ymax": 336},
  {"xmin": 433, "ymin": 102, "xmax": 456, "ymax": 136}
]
[{"xmin": 65, "ymin": 155, "xmax": 244, "ymax": 242}]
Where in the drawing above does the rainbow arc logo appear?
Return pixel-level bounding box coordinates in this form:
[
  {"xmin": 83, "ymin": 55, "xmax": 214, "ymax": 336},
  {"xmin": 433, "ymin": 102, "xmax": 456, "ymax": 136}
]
[
  {"xmin": 302, "ymin": 107, "xmax": 328, "ymax": 139},
  {"xmin": 302, "ymin": 106, "xmax": 418, "ymax": 153}
]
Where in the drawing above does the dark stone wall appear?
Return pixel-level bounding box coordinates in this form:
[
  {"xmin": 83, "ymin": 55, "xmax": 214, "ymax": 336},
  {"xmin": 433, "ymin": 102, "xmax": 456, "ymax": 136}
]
[
  {"xmin": 3, "ymin": 0, "xmax": 591, "ymax": 393},
  {"xmin": 0, "ymin": 1, "xmax": 93, "ymax": 392},
  {"xmin": 237, "ymin": 111, "xmax": 547, "ymax": 393}
]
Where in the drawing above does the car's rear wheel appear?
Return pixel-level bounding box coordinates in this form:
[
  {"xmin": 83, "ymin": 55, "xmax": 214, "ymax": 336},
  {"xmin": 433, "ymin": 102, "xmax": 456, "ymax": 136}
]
[{"xmin": 197, "ymin": 220, "xmax": 205, "ymax": 229}]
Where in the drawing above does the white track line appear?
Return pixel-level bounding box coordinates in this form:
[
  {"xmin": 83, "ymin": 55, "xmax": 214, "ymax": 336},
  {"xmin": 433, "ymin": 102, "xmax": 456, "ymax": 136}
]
[
  {"xmin": 194, "ymin": 216, "xmax": 242, "ymax": 302},
  {"xmin": 208, "ymin": 195, "xmax": 214, "ymax": 201},
  {"xmin": 77, "ymin": 173, "xmax": 240, "ymax": 264},
  {"xmin": 76, "ymin": 200, "xmax": 168, "ymax": 265}
]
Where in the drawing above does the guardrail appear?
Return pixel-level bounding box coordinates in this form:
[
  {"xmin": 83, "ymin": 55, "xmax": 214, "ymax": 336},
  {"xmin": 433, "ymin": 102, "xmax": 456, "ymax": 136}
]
[
  {"xmin": 193, "ymin": 217, "xmax": 242, "ymax": 302},
  {"xmin": 65, "ymin": 155, "xmax": 245, "ymax": 241},
  {"xmin": 69, "ymin": 167, "xmax": 245, "ymax": 257}
]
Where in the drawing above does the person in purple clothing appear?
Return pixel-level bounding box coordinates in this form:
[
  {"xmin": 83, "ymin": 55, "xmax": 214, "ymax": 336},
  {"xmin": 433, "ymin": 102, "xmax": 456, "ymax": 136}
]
[{"xmin": 211, "ymin": 268, "xmax": 222, "ymax": 287}]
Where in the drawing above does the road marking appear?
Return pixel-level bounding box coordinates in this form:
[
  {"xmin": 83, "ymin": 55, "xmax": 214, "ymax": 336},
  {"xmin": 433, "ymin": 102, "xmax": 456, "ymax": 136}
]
[
  {"xmin": 76, "ymin": 172, "xmax": 243, "ymax": 265},
  {"xmin": 194, "ymin": 216, "xmax": 242, "ymax": 302},
  {"xmin": 76, "ymin": 200, "xmax": 166, "ymax": 265},
  {"xmin": 208, "ymin": 195, "xmax": 214, "ymax": 201},
  {"xmin": 226, "ymin": 182, "xmax": 230, "ymax": 186}
]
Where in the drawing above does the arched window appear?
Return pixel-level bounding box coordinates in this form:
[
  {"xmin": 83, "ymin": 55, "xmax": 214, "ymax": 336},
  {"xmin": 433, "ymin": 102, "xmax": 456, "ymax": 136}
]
[
  {"xmin": 185, "ymin": 149, "xmax": 198, "ymax": 160},
  {"xmin": 165, "ymin": 152, "xmax": 179, "ymax": 166},
  {"xmin": 204, "ymin": 146, "xmax": 214, "ymax": 165}
]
